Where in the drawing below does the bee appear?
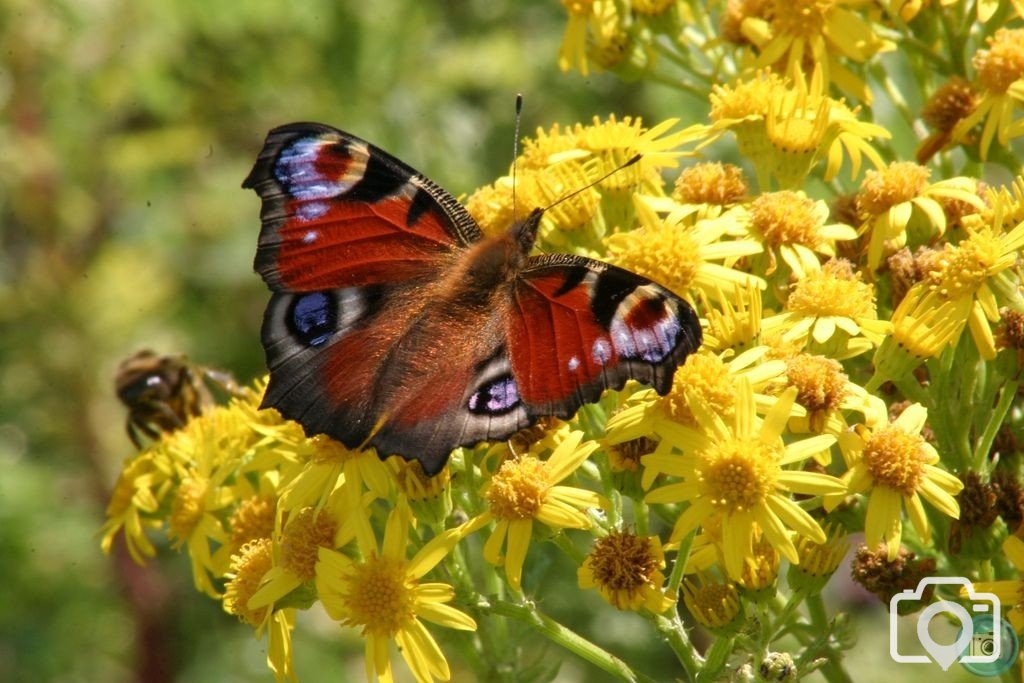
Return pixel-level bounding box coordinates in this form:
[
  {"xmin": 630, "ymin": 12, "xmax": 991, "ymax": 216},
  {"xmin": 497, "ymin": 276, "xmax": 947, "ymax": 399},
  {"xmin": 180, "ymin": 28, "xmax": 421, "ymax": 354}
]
[{"xmin": 115, "ymin": 350, "xmax": 240, "ymax": 448}]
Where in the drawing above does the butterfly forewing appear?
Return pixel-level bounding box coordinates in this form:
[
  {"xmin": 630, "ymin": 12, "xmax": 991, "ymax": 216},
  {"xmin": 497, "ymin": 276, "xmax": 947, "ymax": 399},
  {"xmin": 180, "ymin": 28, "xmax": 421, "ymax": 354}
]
[{"xmin": 244, "ymin": 122, "xmax": 482, "ymax": 292}]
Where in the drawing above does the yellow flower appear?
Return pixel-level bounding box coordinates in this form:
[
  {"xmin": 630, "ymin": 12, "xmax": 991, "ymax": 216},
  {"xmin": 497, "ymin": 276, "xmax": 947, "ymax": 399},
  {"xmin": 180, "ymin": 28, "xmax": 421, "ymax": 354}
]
[
  {"xmin": 916, "ymin": 77, "xmax": 979, "ymax": 163},
  {"xmin": 644, "ymin": 380, "xmax": 846, "ymax": 578},
  {"xmin": 606, "ymin": 351, "xmax": 791, "ymax": 491},
  {"xmin": 316, "ymin": 505, "xmax": 476, "ymax": 683},
  {"xmin": 100, "ymin": 451, "xmax": 165, "ymax": 563},
  {"xmin": 869, "ymin": 287, "xmax": 967, "ymax": 388},
  {"xmin": 787, "ymin": 523, "xmax": 849, "ymax": 594},
  {"xmin": 953, "ymin": 28, "xmax": 1024, "ymax": 160},
  {"xmin": 559, "ymin": 0, "xmax": 600, "ymax": 75},
  {"xmin": 966, "ymin": 535, "xmax": 1024, "ymax": 633},
  {"xmin": 778, "ymin": 353, "xmax": 884, "ymax": 437},
  {"xmin": 671, "ymin": 161, "xmax": 749, "ymax": 218},
  {"xmin": 248, "ymin": 505, "xmax": 354, "ymax": 615},
  {"xmin": 739, "ymin": 0, "xmax": 894, "ymax": 103},
  {"xmin": 701, "ymin": 68, "xmax": 888, "ymax": 188},
  {"xmin": 222, "ymin": 538, "xmax": 298, "ymax": 683},
  {"xmin": 761, "ymin": 259, "xmax": 890, "ymax": 358},
  {"xmin": 698, "ymin": 282, "xmax": 763, "ymax": 355},
  {"xmin": 887, "ymin": 218, "xmax": 1024, "ymax": 361},
  {"xmin": 829, "ymin": 404, "xmax": 963, "ymax": 561},
  {"xmin": 682, "ymin": 575, "xmax": 744, "ymax": 634},
  {"xmin": 737, "ymin": 190, "xmax": 857, "ymax": 277},
  {"xmin": 606, "ymin": 197, "xmax": 765, "ymax": 301},
  {"xmin": 276, "ymin": 434, "xmax": 392, "ymax": 517},
  {"xmin": 467, "ymin": 427, "xmax": 603, "ymax": 591},
  {"xmin": 578, "ymin": 531, "xmax": 675, "ymax": 612},
  {"xmin": 856, "ymin": 162, "xmax": 983, "ymax": 271}
]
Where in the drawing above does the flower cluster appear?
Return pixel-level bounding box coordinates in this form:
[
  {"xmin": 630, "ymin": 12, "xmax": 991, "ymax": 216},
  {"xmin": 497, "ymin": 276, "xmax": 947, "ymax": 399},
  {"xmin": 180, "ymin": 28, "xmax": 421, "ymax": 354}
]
[{"xmin": 104, "ymin": 4, "xmax": 1024, "ymax": 681}]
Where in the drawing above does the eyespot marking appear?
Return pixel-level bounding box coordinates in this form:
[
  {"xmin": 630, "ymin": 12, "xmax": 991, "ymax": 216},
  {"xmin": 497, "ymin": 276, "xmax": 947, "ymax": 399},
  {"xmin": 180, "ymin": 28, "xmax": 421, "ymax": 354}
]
[
  {"xmin": 468, "ymin": 376, "xmax": 521, "ymax": 415},
  {"xmin": 287, "ymin": 292, "xmax": 336, "ymax": 347}
]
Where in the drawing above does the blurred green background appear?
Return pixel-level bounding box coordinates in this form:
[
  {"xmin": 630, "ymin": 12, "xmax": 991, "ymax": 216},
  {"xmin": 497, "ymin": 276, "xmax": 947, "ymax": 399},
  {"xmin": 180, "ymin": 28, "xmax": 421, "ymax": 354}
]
[{"xmin": 0, "ymin": 1, "xmax": 698, "ymax": 681}]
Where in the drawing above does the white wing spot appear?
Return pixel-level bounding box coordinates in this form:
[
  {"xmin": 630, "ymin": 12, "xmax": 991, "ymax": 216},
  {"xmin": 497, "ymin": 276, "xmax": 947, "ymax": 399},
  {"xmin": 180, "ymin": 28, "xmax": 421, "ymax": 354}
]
[
  {"xmin": 301, "ymin": 230, "xmax": 319, "ymax": 244},
  {"xmin": 568, "ymin": 356, "xmax": 581, "ymax": 372},
  {"xmin": 592, "ymin": 339, "xmax": 612, "ymax": 366}
]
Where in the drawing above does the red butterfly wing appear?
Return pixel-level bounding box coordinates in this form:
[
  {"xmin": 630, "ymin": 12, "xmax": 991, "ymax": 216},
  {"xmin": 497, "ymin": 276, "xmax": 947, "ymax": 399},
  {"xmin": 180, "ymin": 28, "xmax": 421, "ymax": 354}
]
[
  {"xmin": 244, "ymin": 122, "xmax": 482, "ymax": 291},
  {"xmin": 508, "ymin": 255, "xmax": 701, "ymax": 416}
]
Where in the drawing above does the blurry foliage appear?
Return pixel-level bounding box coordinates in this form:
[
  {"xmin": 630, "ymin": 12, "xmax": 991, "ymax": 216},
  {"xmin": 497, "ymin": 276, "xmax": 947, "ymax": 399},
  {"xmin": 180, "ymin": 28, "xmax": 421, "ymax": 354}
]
[{"xmin": 0, "ymin": 0, "xmax": 689, "ymax": 681}]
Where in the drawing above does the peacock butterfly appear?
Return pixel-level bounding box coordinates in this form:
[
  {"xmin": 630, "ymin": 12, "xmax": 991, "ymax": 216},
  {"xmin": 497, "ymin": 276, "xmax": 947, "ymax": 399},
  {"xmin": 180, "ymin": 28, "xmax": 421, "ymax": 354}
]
[{"xmin": 243, "ymin": 122, "xmax": 701, "ymax": 475}]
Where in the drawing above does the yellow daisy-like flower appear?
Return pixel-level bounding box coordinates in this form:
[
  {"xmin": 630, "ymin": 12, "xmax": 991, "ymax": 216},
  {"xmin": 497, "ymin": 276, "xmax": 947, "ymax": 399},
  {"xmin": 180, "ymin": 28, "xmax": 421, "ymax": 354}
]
[
  {"xmin": 761, "ymin": 259, "xmax": 891, "ymax": 358},
  {"xmin": 606, "ymin": 197, "xmax": 765, "ymax": 301},
  {"xmin": 777, "ymin": 353, "xmax": 884, "ymax": 437},
  {"xmin": 578, "ymin": 531, "xmax": 675, "ymax": 612},
  {"xmin": 736, "ymin": 190, "xmax": 857, "ymax": 277},
  {"xmin": 856, "ymin": 162, "xmax": 983, "ymax": 271},
  {"xmin": 100, "ymin": 451, "xmax": 165, "ymax": 563},
  {"xmin": 701, "ymin": 68, "xmax": 888, "ymax": 188},
  {"xmin": 644, "ymin": 380, "xmax": 846, "ymax": 579},
  {"xmin": 953, "ymin": 28, "xmax": 1024, "ymax": 160},
  {"xmin": 829, "ymin": 404, "xmax": 963, "ymax": 561},
  {"xmin": 558, "ymin": 0, "xmax": 601, "ymax": 75},
  {"xmin": 222, "ymin": 538, "xmax": 298, "ymax": 683},
  {"xmin": 740, "ymin": 0, "xmax": 893, "ymax": 103},
  {"xmin": 698, "ymin": 282, "xmax": 763, "ymax": 355},
  {"xmin": 276, "ymin": 433, "xmax": 392, "ymax": 518},
  {"xmin": 465, "ymin": 427, "xmax": 603, "ymax": 591},
  {"xmin": 672, "ymin": 162, "xmax": 749, "ymax": 216},
  {"xmin": 316, "ymin": 505, "xmax": 476, "ymax": 683},
  {"xmin": 887, "ymin": 218, "xmax": 1024, "ymax": 361},
  {"xmin": 606, "ymin": 349, "xmax": 790, "ymax": 489},
  {"xmin": 787, "ymin": 523, "xmax": 849, "ymax": 594},
  {"xmin": 681, "ymin": 575, "xmax": 744, "ymax": 634},
  {"xmin": 965, "ymin": 535, "xmax": 1024, "ymax": 633},
  {"xmin": 248, "ymin": 505, "xmax": 353, "ymax": 613}
]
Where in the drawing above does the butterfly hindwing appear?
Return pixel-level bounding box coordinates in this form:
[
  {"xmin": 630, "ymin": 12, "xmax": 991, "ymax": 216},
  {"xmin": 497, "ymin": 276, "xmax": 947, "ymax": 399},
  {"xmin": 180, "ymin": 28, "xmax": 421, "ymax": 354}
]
[
  {"xmin": 507, "ymin": 255, "xmax": 702, "ymax": 417},
  {"xmin": 244, "ymin": 122, "xmax": 483, "ymax": 292}
]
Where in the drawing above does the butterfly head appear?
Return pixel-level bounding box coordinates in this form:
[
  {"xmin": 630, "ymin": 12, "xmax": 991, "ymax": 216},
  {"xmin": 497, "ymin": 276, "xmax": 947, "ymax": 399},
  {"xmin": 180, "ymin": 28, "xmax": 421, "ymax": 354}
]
[{"xmin": 511, "ymin": 207, "xmax": 543, "ymax": 256}]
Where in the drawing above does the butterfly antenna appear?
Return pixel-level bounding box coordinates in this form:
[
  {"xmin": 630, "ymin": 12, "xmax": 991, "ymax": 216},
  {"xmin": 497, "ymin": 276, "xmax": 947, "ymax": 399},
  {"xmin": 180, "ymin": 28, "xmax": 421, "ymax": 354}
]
[
  {"xmin": 512, "ymin": 93, "xmax": 523, "ymax": 222},
  {"xmin": 544, "ymin": 153, "xmax": 642, "ymax": 213}
]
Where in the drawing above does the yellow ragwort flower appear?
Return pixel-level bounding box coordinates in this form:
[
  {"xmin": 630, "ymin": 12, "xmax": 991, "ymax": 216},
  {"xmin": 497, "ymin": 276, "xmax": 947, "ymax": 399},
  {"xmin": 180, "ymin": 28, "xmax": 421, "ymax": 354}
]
[
  {"xmin": 606, "ymin": 350, "xmax": 791, "ymax": 490},
  {"xmin": 761, "ymin": 259, "xmax": 890, "ymax": 358},
  {"xmin": 737, "ymin": 190, "xmax": 857, "ymax": 277},
  {"xmin": 829, "ymin": 404, "xmax": 963, "ymax": 561},
  {"xmin": 578, "ymin": 531, "xmax": 675, "ymax": 612},
  {"xmin": 856, "ymin": 162, "xmax": 983, "ymax": 271},
  {"xmin": 223, "ymin": 538, "xmax": 298, "ymax": 683},
  {"xmin": 702, "ymin": 68, "xmax": 887, "ymax": 188},
  {"xmin": 953, "ymin": 28, "xmax": 1024, "ymax": 160},
  {"xmin": 682, "ymin": 575, "xmax": 744, "ymax": 634},
  {"xmin": 606, "ymin": 197, "xmax": 765, "ymax": 301},
  {"xmin": 698, "ymin": 282, "xmax": 763, "ymax": 355},
  {"xmin": 739, "ymin": 0, "xmax": 894, "ymax": 103},
  {"xmin": 644, "ymin": 379, "xmax": 846, "ymax": 579},
  {"xmin": 466, "ymin": 427, "xmax": 603, "ymax": 591},
  {"xmin": 888, "ymin": 218, "xmax": 1024, "ymax": 361},
  {"xmin": 316, "ymin": 505, "xmax": 476, "ymax": 683}
]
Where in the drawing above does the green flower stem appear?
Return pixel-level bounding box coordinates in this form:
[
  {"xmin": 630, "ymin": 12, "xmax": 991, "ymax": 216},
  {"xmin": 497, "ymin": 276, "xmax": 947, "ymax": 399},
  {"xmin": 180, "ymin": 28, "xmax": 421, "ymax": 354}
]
[
  {"xmin": 805, "ymin": 595, "xmax": 852, "ymax": 683},
  {"xmin": 448, "ymin": 544, "xmax": 514, "ymax": 681},
  {"xmin": 479, "ymin": 597, "xmax": 657, "ymax": 683},
  {"xmin": 667, "ymin": 529, "xmax": 695, "ymax": 597},
  {"xmin": 973, "ymin": 379, "xmax": 1018, "ymax": 471},
  {"xmin": 653, "ymin": 613, "xmax": 701, "ymax": 680}
]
